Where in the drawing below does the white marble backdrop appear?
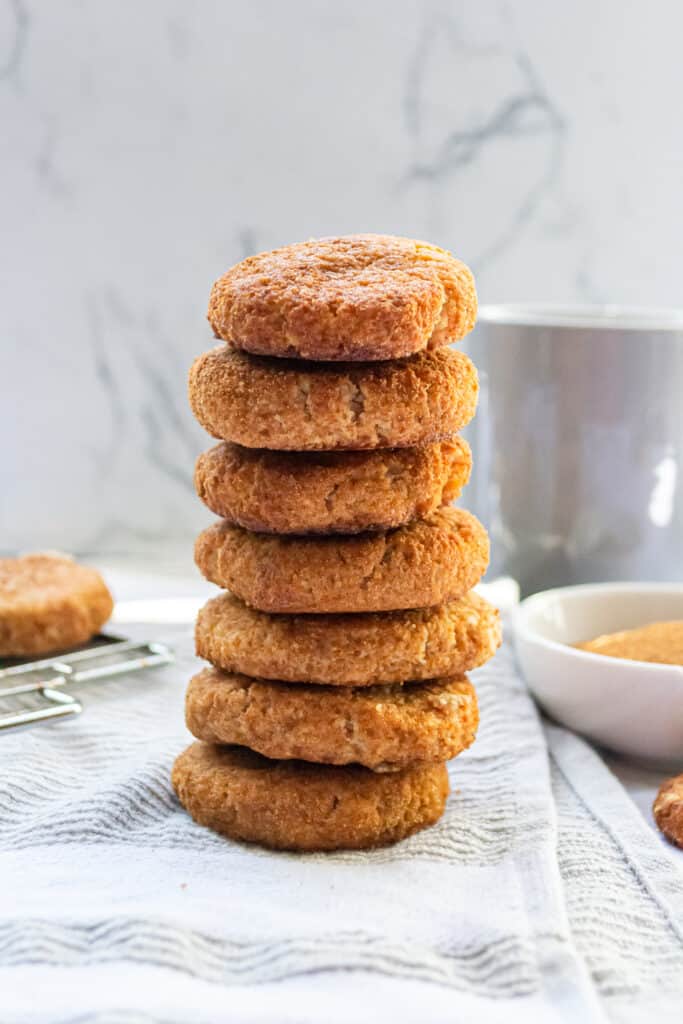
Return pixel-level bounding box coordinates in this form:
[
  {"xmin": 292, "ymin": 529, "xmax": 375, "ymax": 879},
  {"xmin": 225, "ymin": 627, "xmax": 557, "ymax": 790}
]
[{"xmin": 2, "ymin": 0, "xmax": 683, "ymax": 553}]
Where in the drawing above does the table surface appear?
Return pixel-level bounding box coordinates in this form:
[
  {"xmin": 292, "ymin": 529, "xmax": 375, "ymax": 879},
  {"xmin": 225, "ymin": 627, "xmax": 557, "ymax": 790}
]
[{"xmin": 97, "ymin": 552, "xmax": 683, "ymax": 873}]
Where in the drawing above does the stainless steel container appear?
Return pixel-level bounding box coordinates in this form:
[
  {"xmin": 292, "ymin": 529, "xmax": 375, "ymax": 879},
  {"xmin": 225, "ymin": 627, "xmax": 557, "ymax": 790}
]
[{"xmin": 462, "ymin": 306, "xmax": 683, "ymax": 596}]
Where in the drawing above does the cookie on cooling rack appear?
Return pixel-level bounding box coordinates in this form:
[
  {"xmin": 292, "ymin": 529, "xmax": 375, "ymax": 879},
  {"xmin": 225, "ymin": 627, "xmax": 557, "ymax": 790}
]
[{"xmin": 0, "ymin": 553, "xmax": 113, "ymax": 658}]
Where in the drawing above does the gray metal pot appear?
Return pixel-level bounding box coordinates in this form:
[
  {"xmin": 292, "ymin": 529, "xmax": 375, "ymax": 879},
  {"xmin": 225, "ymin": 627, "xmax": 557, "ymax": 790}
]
[{"xmin": 462, "ymin": 306, "xmax": 683, "ymax": 596}]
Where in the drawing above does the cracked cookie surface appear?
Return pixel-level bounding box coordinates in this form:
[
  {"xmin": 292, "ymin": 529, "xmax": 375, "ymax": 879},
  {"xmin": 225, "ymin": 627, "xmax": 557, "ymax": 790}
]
[
  {"xmin": 188, "ymin": 346, "xmax": 478, "ymax": 450},
  {"xmin": 185, "ymin": 667, "xmax": 478, "ymax": 770},
  {"xmin": 207, "ymin": 234, "xmax": 477, "ymax": 361},
  {"xmin": 172, "ymin": 741, "xmax": 450, "ymax": 851},
  {"xmin": 194, "ymin": 437, "xmax": 471, "ymax": 534},
  {"xmin": 0, "ymin": 553, "xmax": 113, "ymax": 658},
  {"xmin": 196, "ymin": 591, "xmax": 500, "ymax": 685},
  {"xmin": 194, "ymin": 506, "xmax": 489, "ymax": 614}
]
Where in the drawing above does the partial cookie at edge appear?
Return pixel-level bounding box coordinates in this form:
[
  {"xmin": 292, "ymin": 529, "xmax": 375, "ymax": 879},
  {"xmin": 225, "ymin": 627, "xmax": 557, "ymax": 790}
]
[{"xmin": 653, "ymin": 775, "xmax": 683, "ymax": 849}]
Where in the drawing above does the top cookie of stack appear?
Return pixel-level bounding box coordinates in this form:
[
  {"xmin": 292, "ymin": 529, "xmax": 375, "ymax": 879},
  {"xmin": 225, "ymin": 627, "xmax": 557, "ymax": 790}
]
[
  {"xmin": 177, "ymin": 234, "xmax": 499, "ymax": 853},
  {"xmin": 206, "ymin": 233, "xmax": 477, "ymax": 362}
]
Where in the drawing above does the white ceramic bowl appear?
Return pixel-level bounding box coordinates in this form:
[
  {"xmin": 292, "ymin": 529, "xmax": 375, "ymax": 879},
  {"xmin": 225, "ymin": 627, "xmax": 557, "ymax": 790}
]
[{"xmin": 514, "ymin": 583, "xmax": 683, "ymax": 764}]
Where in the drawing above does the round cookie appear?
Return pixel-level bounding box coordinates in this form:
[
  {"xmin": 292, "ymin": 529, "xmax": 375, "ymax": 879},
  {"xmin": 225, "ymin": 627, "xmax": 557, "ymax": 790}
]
[
  {"xmin": 188, "ymin": 346, "xmax": 478, "ymax": 451},
  {"xmin": 185, "ymin": 668, "xmax": 479, "ymax": 771},
  {"xmin": 194, "ymin": 437, "xmax": 472, "ymax": 535},
  {"xmin": 172, "ymin": 741, "xmax": 450, "ymax": 851},
  {"xmin": 0, "ymin": 553, "xmax": 113, "ymax": 658},
  {"xmin": 194, "ymin": 506, "xmax": 489, "ymax": 614},
  {"xmin": 653, "ymin": 775, "xmax": 683, "ymax": 849},
  {"xmin": 196, "ymin": 591, "xmax": 501, "ymax": 686},
  {"xmin": 208, "ymin": 234, "xmax": 477, "ymax": 362}
]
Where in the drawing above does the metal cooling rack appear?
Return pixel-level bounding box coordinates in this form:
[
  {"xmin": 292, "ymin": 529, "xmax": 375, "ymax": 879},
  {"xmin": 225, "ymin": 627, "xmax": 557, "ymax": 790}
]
[{"xmin": 0, "ymin": 635, "xmax": 174, "ymax": 732}]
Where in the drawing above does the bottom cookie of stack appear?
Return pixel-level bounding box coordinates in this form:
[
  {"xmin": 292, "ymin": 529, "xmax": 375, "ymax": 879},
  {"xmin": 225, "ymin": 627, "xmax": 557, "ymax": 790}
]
[{"xmin": 172, "ymin": 742, "xmax": 450, "ymax": 852}]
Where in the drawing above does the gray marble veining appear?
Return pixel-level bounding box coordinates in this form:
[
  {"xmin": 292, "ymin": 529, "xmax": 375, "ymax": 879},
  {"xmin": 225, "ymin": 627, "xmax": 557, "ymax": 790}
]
[{"xmin": 2, "ymin": 0, "xmax": 683, "ymax": 553}]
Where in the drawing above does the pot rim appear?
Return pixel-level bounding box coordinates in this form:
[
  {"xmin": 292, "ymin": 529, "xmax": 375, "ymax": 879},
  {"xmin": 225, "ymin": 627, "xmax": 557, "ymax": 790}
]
[{"xmin": 478, "ymin": 303, "xmax": 683, "ymax": 331}]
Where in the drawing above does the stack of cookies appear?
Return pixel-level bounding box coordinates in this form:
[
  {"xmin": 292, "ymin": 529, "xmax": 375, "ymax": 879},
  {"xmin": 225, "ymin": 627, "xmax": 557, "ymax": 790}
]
[{"xmin": 172, "ymin": 235, "xmax": 501, "ymax": 852}]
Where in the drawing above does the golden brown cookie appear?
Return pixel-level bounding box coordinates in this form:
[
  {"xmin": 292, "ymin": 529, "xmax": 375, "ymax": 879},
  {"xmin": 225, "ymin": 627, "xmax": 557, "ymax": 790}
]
[
  {"xmin": 172, "ymin": 741, "xmax": 449, "ymax": 851},
  {"xmin": 653, "ymin": 775, "xmax": 683, "ymax": 849},
  {"xmin": 0, "ymin": 553, "xmax": 114, "ymax": 658},
  {"xmin": 195, "ymin": 506, "xmax": 489, "ymax": 614},
  {"xmin": 185, "ymin": 667, "xmax": 478, "ymax": 771},
  {"xmin": 188, "ymin": 346, "xmax": 478, "ymax": 451},
  {"xmin": 196, "ymin": 591, "xmax": 501, "ymax": 685},
  {"xmin": 208, "ymin": 234, "xmax": 477, "ymax": 362},
  {"xmin": 194, "ymin": 437, "xmax": 472, "ymax": 535}
]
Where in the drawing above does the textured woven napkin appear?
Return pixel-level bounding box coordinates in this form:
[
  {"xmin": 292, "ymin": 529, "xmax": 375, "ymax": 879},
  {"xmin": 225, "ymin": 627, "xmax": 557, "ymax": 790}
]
[{"xmin": 1, "ymin": 624, "xmax": 681, "ymax": 1023}]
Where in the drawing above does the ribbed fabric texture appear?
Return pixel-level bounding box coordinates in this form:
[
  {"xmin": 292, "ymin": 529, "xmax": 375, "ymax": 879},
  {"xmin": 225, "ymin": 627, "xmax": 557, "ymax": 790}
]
[{"xmin": 1, "ymin": 624, "xmax": 681, "ymax": 1022}]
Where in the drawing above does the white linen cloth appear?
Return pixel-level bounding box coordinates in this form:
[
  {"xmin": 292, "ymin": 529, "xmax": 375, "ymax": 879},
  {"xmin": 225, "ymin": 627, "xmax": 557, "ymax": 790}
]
[{"xmin": 1, "ymin": 623, "xmax": 682, "ymax": 1023}]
